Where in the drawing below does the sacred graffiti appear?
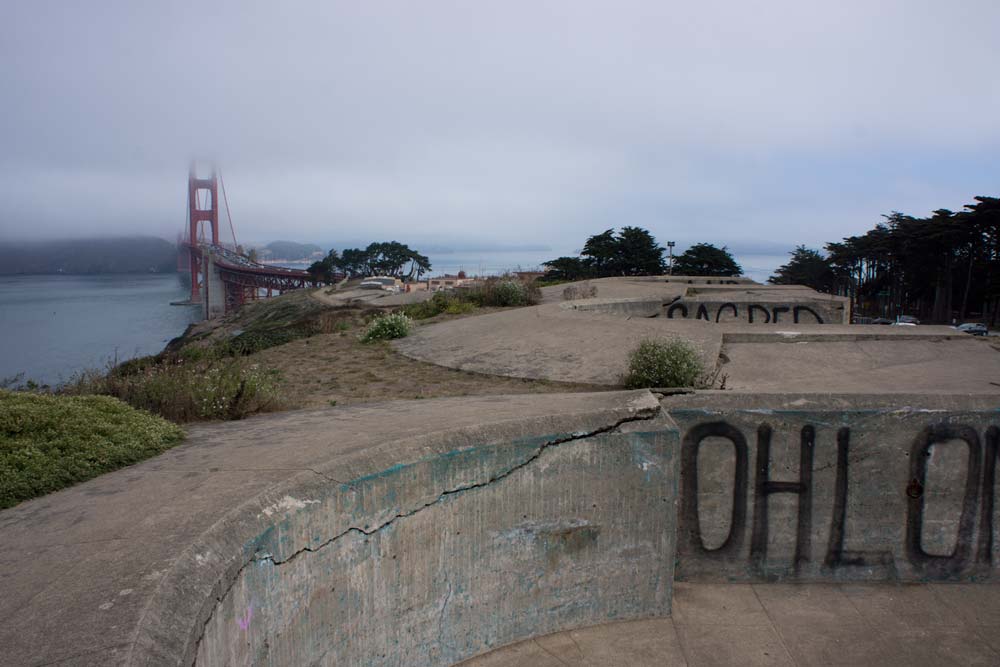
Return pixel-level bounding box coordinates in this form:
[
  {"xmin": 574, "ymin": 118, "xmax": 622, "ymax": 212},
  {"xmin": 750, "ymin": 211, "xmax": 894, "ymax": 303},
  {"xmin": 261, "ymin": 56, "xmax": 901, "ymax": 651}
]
[{"xmin": 665, "ymin": 302, "xmax": 825, "ymax": 323}]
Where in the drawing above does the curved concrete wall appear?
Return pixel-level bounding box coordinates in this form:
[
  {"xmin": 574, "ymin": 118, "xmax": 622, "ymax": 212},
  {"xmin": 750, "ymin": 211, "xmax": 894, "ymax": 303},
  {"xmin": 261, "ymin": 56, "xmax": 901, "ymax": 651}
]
[
  {"xmin": 193, "ymin": 401, "xmax": 676, "ymax": 666},
  {"xmin": 0, "ymin": 392, "xmax": 674, "ymax": 666}
]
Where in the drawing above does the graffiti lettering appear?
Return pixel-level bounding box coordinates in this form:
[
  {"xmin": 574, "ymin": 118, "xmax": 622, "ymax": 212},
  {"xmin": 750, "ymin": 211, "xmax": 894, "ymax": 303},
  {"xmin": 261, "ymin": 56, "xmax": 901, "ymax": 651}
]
[
  {"xmin": 905, "ymin": 425, "xmax": 981, "ymax": 577},
  {"xmin": 771, "ymin": 306, "xmax": 790, "ymax": 323},
  {"xmin": 715, "ymin": 303, "xmax": 738, "ymax": 322},
  {"xmin": 680, "ymin": 422, "xmax": 748, "ymax": 559},
  {"xmin": 747, "ymin": 305, "xmax": 771, "ymax": 324},
  {"xmin": 978, "ymin": 426, "xmax": 1000, "ymax": 563},
  {"xmin": 793, "ymin": 306, "xmax": 824, "ymax": 324},
  {"xmin": 680, "ymin": 420, "xmax": 999, "ymax": 580},
  {"xmin": 749, "ymin": 424, "xmax": 813, "ymax": 575},
  {"xmin": 823, "ymin": 427, "xmax": 893, "ymax": 572},
  {"xmin": 665, "ymin": 302, "xmax": 828, "ymax": 324},
  {"xmin": 666, "ymin": 303, "xmax": 688, "ymax": 319}
]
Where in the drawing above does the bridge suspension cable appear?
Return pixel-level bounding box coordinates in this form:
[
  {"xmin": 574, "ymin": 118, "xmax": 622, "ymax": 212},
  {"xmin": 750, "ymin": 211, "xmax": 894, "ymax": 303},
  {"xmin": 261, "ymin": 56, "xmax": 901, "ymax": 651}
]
[{"xmin": 218, "ymin": 168, "xmax": 239, "ymax": 249}]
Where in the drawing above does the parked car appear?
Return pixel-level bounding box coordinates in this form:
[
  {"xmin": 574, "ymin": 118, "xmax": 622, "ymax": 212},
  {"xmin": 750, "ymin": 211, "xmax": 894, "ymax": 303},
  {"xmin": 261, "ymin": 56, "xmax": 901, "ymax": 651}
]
[
  {"xmin": 897, "ymin": 315, "xmax": 920, "ymax": 325},
  {"xmin": 869, "ymin": 317, "xmax": 893, "ymax": 325},
  {"xmin": 955, "ymin": 322, "xmax": 988, "ymax": 336}
]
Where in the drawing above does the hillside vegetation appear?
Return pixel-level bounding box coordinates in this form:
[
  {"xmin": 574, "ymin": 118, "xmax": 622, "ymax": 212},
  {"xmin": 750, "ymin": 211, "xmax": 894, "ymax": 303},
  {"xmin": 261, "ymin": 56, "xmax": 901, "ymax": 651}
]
[{"xmin": 0, "ymin": 391, "xmax": 184, "ymax": 508}]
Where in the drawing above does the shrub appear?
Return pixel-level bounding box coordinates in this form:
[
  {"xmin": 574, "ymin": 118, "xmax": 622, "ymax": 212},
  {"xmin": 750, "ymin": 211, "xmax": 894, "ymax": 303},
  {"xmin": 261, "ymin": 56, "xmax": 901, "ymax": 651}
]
[
  {"xmin": 466, "ymin": 277, "xmax": 540, "ymax": 307},
  {"xmin": 64, "ymin": 357, "xmax": 283, "ymax": 422},
  {"xmin": 360, "ymin": 312, "xmax": 412, "ymax": 343},
  {"xmin": 403, "ymin": 291, "xmax": 454, "ymax": 320},
  {"xmin": 223, "ymin": 327, "xmax": 309, "ymax": 356},
  {"xmin": 0, "ymin": 390, "xmax": 184, "ymax": 508},
  {"xmin": 444, "ymin": 300, "xmax": 477, "ymax": 315},
  {"xmin": 622, "ymin": 338, "xmax": 704, "ymax": 389}
]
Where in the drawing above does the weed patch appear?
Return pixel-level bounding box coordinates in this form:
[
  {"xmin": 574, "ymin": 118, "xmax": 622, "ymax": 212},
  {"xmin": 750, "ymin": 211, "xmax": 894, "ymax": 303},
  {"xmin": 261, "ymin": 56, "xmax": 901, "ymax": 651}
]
[{"xmin": 65, "ymin": 357, "xmax": 283, "ymax": 422}]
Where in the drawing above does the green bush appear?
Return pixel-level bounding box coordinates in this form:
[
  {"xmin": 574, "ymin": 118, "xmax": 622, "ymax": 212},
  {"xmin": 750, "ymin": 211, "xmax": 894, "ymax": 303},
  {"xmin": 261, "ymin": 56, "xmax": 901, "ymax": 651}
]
[
  {"xmin": 0, "ymin": 390, "xmax": 184, "ymax": 508},
  {"xmin": 444, "ymin": 300, "xmax": 477, "ymax": 315},
  {"xmin": 360, "ymin": 312, "xmax": 412, "ymax": 343},
  {"xmin": 622, "ymin": 338, "xmax": 705, "ymax": 389},
  {"xmin": 466, "ymin": 277, "xmax": 540, "ymax": 307},
  {"xmin": 402, "ymin": 292, "xmax": 453, "ymax": 320},
  {"xmin": 223, "ymin": 327, "xmax": 309, "ymax": 356}
]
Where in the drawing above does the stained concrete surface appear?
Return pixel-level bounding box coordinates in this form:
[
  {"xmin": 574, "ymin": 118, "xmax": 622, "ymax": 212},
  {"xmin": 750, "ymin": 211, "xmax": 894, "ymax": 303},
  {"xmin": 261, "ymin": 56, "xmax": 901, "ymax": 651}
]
[
  {"xmin": 459, "ymin": 582, "xmax": 1000, "ymax": 666},
  {"xmin": 0, "ymin": 391, "xmax": 665, "ymax": 666}
]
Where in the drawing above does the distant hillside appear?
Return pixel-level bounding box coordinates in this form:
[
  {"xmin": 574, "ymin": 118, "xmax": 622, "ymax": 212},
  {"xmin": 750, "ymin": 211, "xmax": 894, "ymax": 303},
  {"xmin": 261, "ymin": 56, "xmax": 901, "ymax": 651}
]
[
  {"xmin": 257, "ymin": 240, "xmax": 323, "ymax": 261},
  {"xmin": 0, "ymin": 237, "xmax": 177, "ymax": 275}
]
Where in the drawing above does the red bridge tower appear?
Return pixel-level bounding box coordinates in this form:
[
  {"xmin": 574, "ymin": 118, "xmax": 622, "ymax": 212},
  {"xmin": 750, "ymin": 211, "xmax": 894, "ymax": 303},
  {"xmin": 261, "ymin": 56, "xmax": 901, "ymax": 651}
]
[{"xmin": 187, "ymin": 165, "xmax": 219, "ymax": 302}]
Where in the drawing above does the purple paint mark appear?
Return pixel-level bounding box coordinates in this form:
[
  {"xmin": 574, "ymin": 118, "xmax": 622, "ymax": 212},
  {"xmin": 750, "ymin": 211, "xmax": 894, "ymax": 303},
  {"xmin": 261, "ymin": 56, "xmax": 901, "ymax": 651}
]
[{"xmin": 237, "ymin": 602, "xmax": 253, "ymax": 631}]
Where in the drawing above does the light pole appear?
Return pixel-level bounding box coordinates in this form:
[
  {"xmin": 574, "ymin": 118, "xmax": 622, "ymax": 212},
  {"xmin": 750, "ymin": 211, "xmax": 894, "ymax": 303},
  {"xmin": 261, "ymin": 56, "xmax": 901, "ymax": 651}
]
[{"xmin": 667, "ymin": 241, "xmax": 675, "ymax": 275}]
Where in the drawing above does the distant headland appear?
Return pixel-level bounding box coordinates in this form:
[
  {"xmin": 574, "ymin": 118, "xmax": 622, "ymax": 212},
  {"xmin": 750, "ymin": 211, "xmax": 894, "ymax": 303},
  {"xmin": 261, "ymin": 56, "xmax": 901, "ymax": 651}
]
[{"xmin": 0, "ymin": 237, "xmax": 177, "ymax": 275}]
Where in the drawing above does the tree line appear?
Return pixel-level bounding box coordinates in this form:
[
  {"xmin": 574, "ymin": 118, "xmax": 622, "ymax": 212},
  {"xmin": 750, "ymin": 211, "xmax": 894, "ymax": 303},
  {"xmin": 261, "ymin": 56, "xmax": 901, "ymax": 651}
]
[
  {"xmin": 542, "ymin": 227, "xmax": 742, "ymax": 280},
  {"xmin": 307, "ymin": 241, "xmax": 431, "ymax": 283},
  {"xmin": 769, "ymin": 196, "xmax": 1000, "ymax": 324}
]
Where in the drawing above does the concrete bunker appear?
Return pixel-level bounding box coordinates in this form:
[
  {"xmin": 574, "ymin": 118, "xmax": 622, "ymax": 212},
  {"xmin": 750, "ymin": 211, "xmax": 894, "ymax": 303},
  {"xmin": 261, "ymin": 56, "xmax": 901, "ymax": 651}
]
[{"xmin": 4, "ymin": 391, "xmax": 1000, "ymax": 666}]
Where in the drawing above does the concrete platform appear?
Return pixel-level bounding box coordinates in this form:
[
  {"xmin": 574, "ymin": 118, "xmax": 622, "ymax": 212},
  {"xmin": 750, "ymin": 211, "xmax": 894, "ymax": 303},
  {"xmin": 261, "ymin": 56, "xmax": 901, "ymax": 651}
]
[
  {"xmin": 460, "ymin": 582, "xmax": 1000, "ymax": 666},
  {"xmin": 393, "ymin": 293, "xmax": 1000, "ymax": 391}
]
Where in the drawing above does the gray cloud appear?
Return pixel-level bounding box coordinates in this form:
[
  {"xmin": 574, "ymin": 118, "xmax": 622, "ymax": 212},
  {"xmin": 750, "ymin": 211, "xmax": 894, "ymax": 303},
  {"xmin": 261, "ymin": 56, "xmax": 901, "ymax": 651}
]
[{"xmin": 2, "ymin": 0, "xmax": 999, "ymax": 250}]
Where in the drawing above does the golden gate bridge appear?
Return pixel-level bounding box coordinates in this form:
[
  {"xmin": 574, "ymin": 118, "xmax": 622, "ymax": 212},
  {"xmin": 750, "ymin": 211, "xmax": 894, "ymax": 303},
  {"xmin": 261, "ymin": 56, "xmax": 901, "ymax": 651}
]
[{"xmin": 176, "ymin": 165, "xmax": 336, "ymax": 318}]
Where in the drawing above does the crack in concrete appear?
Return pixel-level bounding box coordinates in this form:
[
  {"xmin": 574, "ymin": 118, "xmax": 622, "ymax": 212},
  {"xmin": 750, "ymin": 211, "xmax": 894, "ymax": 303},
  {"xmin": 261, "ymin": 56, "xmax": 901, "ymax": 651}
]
[
  {"xmin": 186, "ymin": 406, "xmax": 659, "ymax": 663},
  {"xmin": 257, "ymin": 412, "xmax": 657, "ymax": 569},
  {"xmin": 436, "ymin": 578, "xmax": 454, "ymax": 655}
]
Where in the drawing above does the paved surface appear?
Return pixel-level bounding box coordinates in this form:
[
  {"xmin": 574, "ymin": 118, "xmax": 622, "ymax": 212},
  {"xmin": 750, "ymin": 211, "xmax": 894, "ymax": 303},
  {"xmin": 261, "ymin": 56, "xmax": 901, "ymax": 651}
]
[
  {"xmin": 395, "ymin": 302, "xmax": 726, "ymax": 385},
  {"xmin": 460, "ymin": 582, "xmax": 1000, "ymax": 666},
  {"xmin": 721, "ymin": 337, "xmax": 1000, "ymax": 393}
]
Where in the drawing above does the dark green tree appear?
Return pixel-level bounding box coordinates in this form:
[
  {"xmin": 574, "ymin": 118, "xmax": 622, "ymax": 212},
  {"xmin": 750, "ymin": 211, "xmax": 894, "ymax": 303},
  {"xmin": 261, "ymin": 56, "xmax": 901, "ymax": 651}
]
[
  {"xmin": 543, "ymin": 227, "xmax": 665, "ymax": 280},
  {"xmin": 671, "ymin": 243, "xmax": 742, "ymax": 277},
  {"xmin": 616, "ymin": 226, "xmax": 667, "ymax": 276},
  {"xmin": 581, "ymin": 229, "xmax": 620, "ymax": 275},
  {"xmin": 307, "ymin": 248, "xmax": 341, "ymax": 283},
  {"xmin": 768, "ymin": 246, "xmax": 835, "ymax": 292},
  {"xmin": 330, "ymin": 242, "xmax": 431, "ymax": 279},
  {"xmin": 542, "ymin": 256, "xmax": 589, "ymax": 281}
]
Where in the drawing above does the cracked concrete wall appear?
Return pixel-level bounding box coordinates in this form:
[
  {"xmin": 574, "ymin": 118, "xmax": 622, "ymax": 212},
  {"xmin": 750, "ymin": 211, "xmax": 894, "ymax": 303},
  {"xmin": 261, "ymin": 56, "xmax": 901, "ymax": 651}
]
[
  {"xmin": 194, "ymin": 422, "xmax": 678, "ymax": 666},
  {"xmin": 666, "ymin": 394, "xmax": 1000, "ymax": 582}
]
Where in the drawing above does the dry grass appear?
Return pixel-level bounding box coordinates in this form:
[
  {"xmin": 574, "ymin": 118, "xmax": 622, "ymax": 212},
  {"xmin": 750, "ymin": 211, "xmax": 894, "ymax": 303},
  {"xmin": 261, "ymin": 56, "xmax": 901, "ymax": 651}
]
[{"xmin": 251, "ymin": 314, "xmax": 596, "ymax": 408}]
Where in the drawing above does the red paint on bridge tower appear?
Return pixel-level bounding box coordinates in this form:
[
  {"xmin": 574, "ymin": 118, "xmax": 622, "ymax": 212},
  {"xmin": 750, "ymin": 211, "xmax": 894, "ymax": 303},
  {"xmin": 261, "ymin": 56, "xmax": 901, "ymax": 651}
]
[{"xmin": 187, "ymin": 165, "xmax": 219, "ymax": 302}]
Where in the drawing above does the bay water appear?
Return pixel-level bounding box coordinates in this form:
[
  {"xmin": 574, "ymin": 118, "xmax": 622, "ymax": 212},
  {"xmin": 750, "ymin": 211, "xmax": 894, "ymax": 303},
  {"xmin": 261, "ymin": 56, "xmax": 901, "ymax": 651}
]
[{"xmin": 0, "ymin": 274, "xmax": 201, "ymax": 386}]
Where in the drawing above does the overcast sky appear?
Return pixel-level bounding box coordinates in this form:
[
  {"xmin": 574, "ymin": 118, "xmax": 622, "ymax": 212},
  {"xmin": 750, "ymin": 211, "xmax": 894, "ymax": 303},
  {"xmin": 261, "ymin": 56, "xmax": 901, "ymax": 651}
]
[{"xmin": 2, "ymin": 1, "xmax": 999, "ymax": 253}]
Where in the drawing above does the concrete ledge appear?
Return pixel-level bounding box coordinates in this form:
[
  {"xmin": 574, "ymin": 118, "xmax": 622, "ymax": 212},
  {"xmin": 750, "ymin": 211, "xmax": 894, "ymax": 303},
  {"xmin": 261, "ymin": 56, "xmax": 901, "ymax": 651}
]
[{"xmin": 0, "ymin": 391, "xmax": 676, "ymax": 666}]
